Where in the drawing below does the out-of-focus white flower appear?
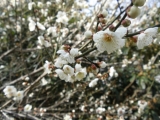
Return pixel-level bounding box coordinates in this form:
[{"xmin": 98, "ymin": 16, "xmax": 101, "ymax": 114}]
[
  {"xmin": 84, "ymin": 30, "xmax": 92, "ymax": 39},
  {"xmin": 56, "ymin": 11, "xmax": 69, "ymax": 25},
  {"xmin": 98, "ymin": 61, "xmax": 107, "ymax": 68},
  {"xmin": 37, "ymin": 2, "xmax": 43, "ymax": 8},
  {"xmin": 137, "ymin": 100, "xmax": 148, "ymax": 114},
  {"xmin": 96, "ymin": 107, "xmax": 105, "ymax": 114},
  {"xmin": 29, "ymin": 19, "xmax": 45, "ymax": 31},
  {"xmin": 143, "ymin": 64, "xmax": 151, "ymax": 70},
  {"xmin": 89, "ymin": 78, "xmax": 99, "ymax": 87},
  {"xmin": 57, "ymin": 48, "xmax": 79, "ymax": 64},
  {"xmin": 117, "ymin": 107, "xmax": 126, "ymax": 116},
  {"xmin": 24, "ymin": 77, "xmax": 30, "ymax": 81},
  {"xmin": 37, "ymin": 36, "xmax": 51, "ymax": 49},
  {"xmin": 122, "ymin": 59, "xmax": 132, "ymax": 67},
  {"xmin": 0, "ymin": 65, "xmax": 5, "ymax": 69},
  {"xmin": 47, "ymin": 27, "xmax": 57, "ymax": 37},
  {"xmin": 54, "ymin": 57, "xmax": 67, "ymax": 68},
  {"xmin": 93, "ymin": 27, "xmax": 127, "ymax": 53},
  {"xmin": 55, "ymin": 69, "xmax": 67, "ymax": 80},
  {"xmin": 63, "ymin": 114, "xmax": 72, "ymax": 120},
  {"xmin": 24, "ymin": 104, "xmax": 32, "ymax": 112},
  {"xmin": 137, "ymin": 27, "xmax": 158, "ymax": 49},
  {"xmin": 3, "ymin": 86, "xmax": 17, "ymax": 98},
  {"xmin": 46, "ymin": 1, "xmax": 51, "ymax": 7},
  {"xmin": 109, "ymin": 67, "xmax": 118, "ymax": 78},
  {"xmin": 28, "ymin": 2, "xmax": 35, "ymax": 10},
  {"xmin": 37, "ymin": 22, "xmax": 46, "ymax": 30},
  {"xmin": 41, "ymin": 78, "xmax": 50, "ymax": 86},
  {"xmin": 13, "ymin": 91, "xmax": 24, "ymax": 101},
  {"xmin": 61, "ymin": 28, "xmax": 69, "ymax": 37},
  {"xmin": 70, "ymin": 48, "xmax": 79, "ymax": 57},
  {"xmin": 43, "ymin": 60, "xmax": 53, "ymax": 74},
  {"xmin": 16, "ymin": 25, "xmax": 21, "ymax": 33},
  {"xmin": 63, "ymin": 65, "xmax": 74, "ymax": 75},
  {"xmin": 75, "ymin": 64, "xmax": 87, "ymax": 81},
  {"xmin": 155, "ymin": 75, "xmax": 160, "ymax": 83},
  {"xmin": 29, "ymin": 19, "xmax": 36, "ymax": 31},
  {"xmin": 101, "ymin": 9, "xmax": 108, "ymax": 17}
]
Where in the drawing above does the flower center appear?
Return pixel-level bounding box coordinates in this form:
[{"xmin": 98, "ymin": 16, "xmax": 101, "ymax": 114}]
[{"xmin": 103, "ymin": 33, "xmax": 112, "ymax": 42}]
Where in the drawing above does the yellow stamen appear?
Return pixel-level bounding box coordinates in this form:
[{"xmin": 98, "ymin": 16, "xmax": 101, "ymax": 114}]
[{"xmin": 103, "ymin": 33, "xmax": 112, "ymax": 42}]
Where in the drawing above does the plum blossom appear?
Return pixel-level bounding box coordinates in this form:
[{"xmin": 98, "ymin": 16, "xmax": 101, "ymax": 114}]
[
  {"xmin": 37, "ymin": 36, "xmax": 51, "ymax": 49},
  {"xmin": 56, "ymin": 11, "xmax": 69, "ymax": 25},
  {"xmin": 93, "ymin": 27, "xmax": 127, "ymax": 53},
  {"xmin": 3, "ymin": 86, "xmax": 17, "ymax": 98},
  {"xmin": 63, "ymin": 114, "xmax": 72, "ymax": 120},
  {"xmin": 29, "ymin": 19, "xmax": 45, "ymax": 31},
  {"xmin": 28, "ymin": 2, "xmax": 35, "ymax": 10},
  {"xmin": 137, "ymin": 100, "xmax": 148, "ymax": 114},
  {"xmin": 75, "ymin": 64, "xmax": 87, "ymax": 81},
  {"xmin": 47, "ymin": 27, "xmax": 57, "ymax": 37},
  {"xmin": 43, "ymin": 61, "xmax": 53, "ymax": 74},
  {"xmin": 89, "ymin": 78, "xmax": 99, "ymax": 87},
  {"xmin": 155, "ymin": 75, "xmax": 160, "ymax": 83},
  {"xmin": 57, "ymin": 47, "xmax": 79, "ymax": 64},
  {"xmin": 109, "ymin": 66, "xmax": 118, "ymax": 78},
  {"xmin": 137, "ymin": 27, "xmax": 158, "ymax": 49},
  {"xmin": 54, "ymin": 57, "xmax": 67, "ymax": 68},
  {"xmin": 13, "ymin": 91, "xmax": 24, "ymax": 101},
  {"xmin": 24, "ymin": 104, "xmax": 32, "ymax": 112},
  {"xmin": 96, "ymin": 107, "xmax": 106, "ymax": 114},
  {"xmin": 55, "ymin": 65, "xmax": 75, "ymax": 82}
]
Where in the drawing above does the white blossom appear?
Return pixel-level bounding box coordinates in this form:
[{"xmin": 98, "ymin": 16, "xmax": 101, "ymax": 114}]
[
  {"xmin": 93, "ymin": 27, "xmax": 127, "ymax": 53},
  {"xmin": 56, "ymin": 11, "xmax": 69, "ymax": 25},
  {"xmin": 55, "ymin": 69, "xmax": 67, "ymax": 80},
  {"xmin": 24, "ymin": 104, "xmax": 32, "ymax": 112},
  {"xmin": 37, "ymin": 2, "xmax": 43, "ymax": 8},
  {"xmin": 64, "ymin": 114, "xmax": 72, "ymax": 120},
  {"xmin": 54, "ymin": 57, "xmax": 67, "ymax": 68},
  {"xmin": 28, "ymin": 2, "xmax": 35, "ymax": 10},
  {"xmin": 63, "ymin": 65, "xmax": 74, "ymax": 76},
  {"xmin": 109, "ymin": 67, "xmax": 118, "ymax": 78},
  {"xmin": 89, "ymin": 78, "xmax": 99, "ymax": 87},
  {"xmin": 122, "ymin": 59, "xmax": 132, "ymax": 68},
  {"xmin": 155, "ymin": 75, "xmax": 160, "ymax": 83},
  {"xmin": 99, "ymin": 61, "xmax": 107, "ymax": 68},
  {"xmin": 57, "ymin": 48, "xmax": 79, "ymax": 64},
  {"xmin": 13, "ymin": 91, "xmax": 24, "ymax": 101},
  {"xmin": 37, "ymin": 36, "xmax": 51, "ymax": 49},
  {"xmin": 75, "ymin": 64, "xmax": 87, "ymax": 81},
  {"xmin": 43, "ymin": 61, "xmax": 53, "ymax": 74},
  {"xmin": 96, "ymin": 107, "xmax": 106, "ymax": 114},
  {"xmin": 47, "ymin": 27, "xmax": 57, "ymax": 37},
  {"xmin": 137, "ymin": 27, "xmax": 158, "ymax": 49},
  {"xmin": 3, "ymin": 86, "xmax": 17, "ymax": 98},
  {"xmin": 29, "ymin": 19, "xmax": 45, "ymax": 31},
  {"xmin": 137, "ymin": 100, "xmax": 148, "ymax": 114}
]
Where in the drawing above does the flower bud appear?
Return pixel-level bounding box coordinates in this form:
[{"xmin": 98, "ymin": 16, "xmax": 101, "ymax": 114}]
[
  {"xmin": 133, "ymin": 0, "xmax": 146, "ymax": 7},
  {"xmin": 84, "ymin": 30, "xmax": 92, "ymax": 39},
  {"xmin": 101, "ymin": 9, "xmax": 107, "ymax": 17},
  {"xmin": 121, "ymin": 19, "xmax": 131, "ymax": 27},
  {"xmin": 109, "ymin": 25, "xmax": 115, "ymax": 31},
  {"xmin": 127, "ymin": 5, "xmax": 140, "ymax": 19}
]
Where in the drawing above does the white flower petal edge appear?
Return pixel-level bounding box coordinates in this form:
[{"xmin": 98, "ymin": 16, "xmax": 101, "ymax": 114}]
[
  {"xmin": 137, "ymin": 27, "xmax": 158, "ymax": 49},
  {"xmin": 93, "ymin": 27, "xmax": 127, "ymax": 53}
]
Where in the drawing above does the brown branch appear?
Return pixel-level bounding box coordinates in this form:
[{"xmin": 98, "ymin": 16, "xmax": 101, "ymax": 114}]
[{"xmin": 0, "ymin": 67, "xmax": 44, "ymax": 91}]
